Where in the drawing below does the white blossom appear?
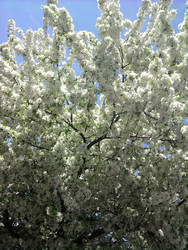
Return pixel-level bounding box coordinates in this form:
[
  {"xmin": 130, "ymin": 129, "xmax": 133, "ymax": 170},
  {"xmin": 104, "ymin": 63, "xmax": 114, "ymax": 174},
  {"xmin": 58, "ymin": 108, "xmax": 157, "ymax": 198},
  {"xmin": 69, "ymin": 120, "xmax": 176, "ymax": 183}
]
[{"xmin": 0, "ymin": 0, "xmax": 187, "ymax": 249}]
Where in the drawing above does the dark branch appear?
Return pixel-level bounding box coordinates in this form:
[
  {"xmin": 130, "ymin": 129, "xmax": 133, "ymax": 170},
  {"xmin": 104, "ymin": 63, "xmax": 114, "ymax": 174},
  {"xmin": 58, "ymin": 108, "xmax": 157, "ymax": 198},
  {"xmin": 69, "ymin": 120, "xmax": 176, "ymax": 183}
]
[
  {"xmin": 177, "ymin": 198, "xmax": 187, "ymax": 207},
  {"xmin": 62, "ymin": 118, "xmax": 86, "ymax": 143},
  {"xmin": 73, "ymin": 227, "xmax": 105, "ymax": 245},
  {"xmin": 77, "ymin": 156, "xmax": 86, "ymax": 177},
  {"xmin": 21, "ymin": 139, "xmax": 50, "ymax": 151},
  {"xmin": 144, "ymin": 111, "xmax": 158, "ymax": 121},
  {"xmin": 121, "ymin": 63, "xmax": 130, "ymax": 69},
  {"xmin": 45, "ymin": 109, "xmax": 86, "ymax": 143},
  {"xmin": 109, "ymin": 111, "xmax": 120, "ymax": 129},
  {"xmin": 57, "ymin": 188, "xmax": 66, "ymax": 213},
  {"xmin": 88, "ymin": 228, "xmax": 105, "ymax": 239},
  {"xmin": 87, "ymin": 134, "xmax": 107, "ymax": 150},
  {"xmin": 2, "ymin": 210, "xmax": 20, "ymax": 239}
]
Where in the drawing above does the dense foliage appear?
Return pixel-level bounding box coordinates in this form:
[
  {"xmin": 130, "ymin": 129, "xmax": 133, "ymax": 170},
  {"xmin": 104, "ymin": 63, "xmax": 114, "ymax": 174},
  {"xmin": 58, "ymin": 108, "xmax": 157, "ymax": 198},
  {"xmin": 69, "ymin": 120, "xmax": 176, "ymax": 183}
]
[{"xmin": 0, "ymin": 0, "xmax": 187, "ymax": 249}]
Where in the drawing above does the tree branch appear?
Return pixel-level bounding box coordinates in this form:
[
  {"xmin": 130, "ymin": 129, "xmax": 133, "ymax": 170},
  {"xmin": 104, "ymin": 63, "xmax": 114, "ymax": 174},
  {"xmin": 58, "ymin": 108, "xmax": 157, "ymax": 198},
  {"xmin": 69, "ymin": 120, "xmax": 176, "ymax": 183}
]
[
  {"xmin": 21, "ymin": 139, "xmax": 50, "ymax": 151},
  {"xmin": 45, "ymin": 109, "xmax": 86, "ymax": 143},
  {"xmin": 62, "ymin": 118, "xmax": 86, "ymax": 143},
  {"xmin": 2, "ymin": 210, "xmax": 20, "ymax": 239},
  {"xmin": 57, "ymin": 188, "xmax": 66, "ymax": 213},
  {"xmin": 87, "ymin": 134, "xmax": 107, "ymax": 150},
  {"xmin": 176, "ymin": 198, "xmax": 187, "ymax": 208},
  {"xmin": 109, "ymin": 111, "xmax": 120, "ymax": 129},
  {"xmin": 144, "ymin": 111, "xmax": 158, "ymax": 121},
  {"xmin": 73, "ymin": 227, "xmax": 105, "ymax": 245}
]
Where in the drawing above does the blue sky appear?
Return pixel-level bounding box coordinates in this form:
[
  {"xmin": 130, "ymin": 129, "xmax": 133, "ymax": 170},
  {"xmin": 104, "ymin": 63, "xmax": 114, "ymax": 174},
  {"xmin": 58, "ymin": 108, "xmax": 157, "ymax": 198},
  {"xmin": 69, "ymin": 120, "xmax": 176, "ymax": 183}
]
[{"xmin": 0, "ymin": 0, "xmax": 187, "ymax": 43}]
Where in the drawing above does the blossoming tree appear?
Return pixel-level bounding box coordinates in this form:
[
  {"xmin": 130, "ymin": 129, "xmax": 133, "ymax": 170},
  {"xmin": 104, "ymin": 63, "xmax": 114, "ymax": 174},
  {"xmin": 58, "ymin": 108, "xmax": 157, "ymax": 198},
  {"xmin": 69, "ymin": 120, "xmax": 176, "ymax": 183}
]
[{"xmin": 0, "ymin": 0, "xmax": 187, "ymax": 249}]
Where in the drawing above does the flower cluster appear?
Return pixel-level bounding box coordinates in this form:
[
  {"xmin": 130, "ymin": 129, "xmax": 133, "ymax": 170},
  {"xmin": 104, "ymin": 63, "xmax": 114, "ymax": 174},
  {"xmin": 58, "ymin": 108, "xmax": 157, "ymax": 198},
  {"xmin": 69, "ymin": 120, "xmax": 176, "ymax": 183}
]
[{"xmin": 0, "ymin": 0, "xmax": 187, "ymax": 249}]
